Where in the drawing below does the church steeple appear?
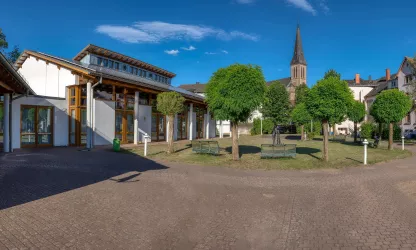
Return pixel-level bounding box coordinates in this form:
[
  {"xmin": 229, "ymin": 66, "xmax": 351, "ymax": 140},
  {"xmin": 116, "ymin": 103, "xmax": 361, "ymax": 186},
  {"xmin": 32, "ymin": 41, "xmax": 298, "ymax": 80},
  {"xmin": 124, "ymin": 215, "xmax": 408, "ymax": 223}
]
[{"xmin": 290, "ymin": 25, "xmax": 307, "ymax": 66}]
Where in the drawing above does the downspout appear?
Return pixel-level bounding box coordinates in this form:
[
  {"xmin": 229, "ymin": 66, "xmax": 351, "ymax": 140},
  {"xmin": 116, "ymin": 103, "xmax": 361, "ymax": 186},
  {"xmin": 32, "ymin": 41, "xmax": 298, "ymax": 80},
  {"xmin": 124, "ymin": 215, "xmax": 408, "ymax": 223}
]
[
  {"xmin": 9, "ymin": 93, "xmax": 13, "ymax": 152},
  {"xmin": 89, "ymin": 75, "xmax": 102, "ymax": 149}
]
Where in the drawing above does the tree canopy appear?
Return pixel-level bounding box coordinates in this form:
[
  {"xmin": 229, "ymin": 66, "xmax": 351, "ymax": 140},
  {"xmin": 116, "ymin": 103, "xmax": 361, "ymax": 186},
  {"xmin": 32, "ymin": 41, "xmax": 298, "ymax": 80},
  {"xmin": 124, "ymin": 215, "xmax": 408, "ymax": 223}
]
[
  {"xmin": 295, "ymin": 84, "xmax": 309, "ymax": 105},
  {"xmin": 206, "ymin": 64, "xmax": 266, "ymax": 123},
  {"xmin": 261, "ymin": 81, "xmax": 291, "ymax": 126},
  {"xmin": 157, "ymin": 92, "xmax": 185, "ymax": 154},
  {"xmin": 305, "ymin": 76, "xmax": 354, "ymax": 161},
  {"xmin": 370, "ymin": 89, "xmax": 412, "ymax": 124},
  {"xmin": 347, "ymin": 100, "xmax": 366, "ymax": 123},
  {"xmin": 0, "ymin": 28, "xmax": 21, "ymax": 63},
  {"xmin": 0, "ymin": 28, "xmax": 8, "ymax": 51},
  {"xmin": 306, "ymin": 77, "xmax": 354, "ymax": 122},
  {"xmin": 206, "ymin": 63, "xmax": 266, "ymax": 160},
  {"xmin": 324, "ymin": 69, "xmax": 341, "ymax": 80},
  {"xmin": 291, "ymin": 103, "xmax": 312, "ymax": 126}
]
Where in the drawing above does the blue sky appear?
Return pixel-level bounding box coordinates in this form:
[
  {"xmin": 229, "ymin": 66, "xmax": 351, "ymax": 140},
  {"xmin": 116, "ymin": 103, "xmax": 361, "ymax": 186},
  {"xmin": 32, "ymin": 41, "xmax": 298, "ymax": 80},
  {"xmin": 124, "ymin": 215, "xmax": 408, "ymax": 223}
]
[{"xmin": 1, "ymin": 0, "xmax": 415, "ymax": 87}]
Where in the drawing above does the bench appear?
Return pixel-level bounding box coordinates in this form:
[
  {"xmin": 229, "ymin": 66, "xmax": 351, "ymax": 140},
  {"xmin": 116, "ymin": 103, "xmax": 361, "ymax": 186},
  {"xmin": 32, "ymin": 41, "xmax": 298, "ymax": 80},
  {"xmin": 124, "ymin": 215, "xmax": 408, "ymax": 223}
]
[
  {"xmin": 260, "ymin": 144, "xmax": 297, "ymax": 158},
  {"xmin": 192, "ymin": 140, "xmax": 220, "ymax": 155},
  {"xmin": 330, "ymin": 135, "xmax": 346, "ymax": 143},
  {"xmin": 368, "ymin": 137, "xmax": 380, "ymax": 148}
]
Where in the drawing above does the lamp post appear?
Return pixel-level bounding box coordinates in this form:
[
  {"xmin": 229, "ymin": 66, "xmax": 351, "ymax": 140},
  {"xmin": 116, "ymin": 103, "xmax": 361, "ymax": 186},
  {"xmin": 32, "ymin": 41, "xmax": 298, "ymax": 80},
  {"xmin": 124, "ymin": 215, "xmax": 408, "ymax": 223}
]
[{"xmin": 363, "ymin": 139, "xmax": 368, "ymax": 165}]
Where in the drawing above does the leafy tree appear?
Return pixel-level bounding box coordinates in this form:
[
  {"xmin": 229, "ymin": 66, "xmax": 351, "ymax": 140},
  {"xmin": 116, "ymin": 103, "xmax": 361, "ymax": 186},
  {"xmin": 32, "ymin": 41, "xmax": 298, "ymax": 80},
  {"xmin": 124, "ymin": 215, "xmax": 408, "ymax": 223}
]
[
  {"xmin": 347, "ymin": 100, "xmax": 366, "ymax": 142},
  {"xmin": 251, "ymin": 118, "xmax": 274, "ymax": 135},
  {"xmin": 261, "ymin": 81, "xmax": 291, "ymax": 127},
  {"xmin": 305, "ymin": 76, "xmax": 354, "ymax": 161},
  {"xmin": 0, "ymin": 28, "xmax": 8, "ymax": 51},
  {"xmin": 7, "ymin": 45, "xmax": 21, "ymax": 63},
  {"xmin": 295, "ymin": 84, "xmax": 309, "ymax": 105},
  {"xmin": 360, "ymin": 122, "xmax": 375, "ymax": 140},
  {"xmin": 206, "ymin": 64, "xmax": 266, "ymax": 160},
  {"xmin": 324, "ymin": 69, "xmax": 341, "ymax": 80},
  {"xmin": 291, "ymin": 103, "xmax": 312, "ymax": 141},
  {"xmin": 370, "ymin": 89, "xmax": 412, "ymax": 150},
  {"xmin": 156, "ymin": 92, "xmax": 185, "ymax": 154}
]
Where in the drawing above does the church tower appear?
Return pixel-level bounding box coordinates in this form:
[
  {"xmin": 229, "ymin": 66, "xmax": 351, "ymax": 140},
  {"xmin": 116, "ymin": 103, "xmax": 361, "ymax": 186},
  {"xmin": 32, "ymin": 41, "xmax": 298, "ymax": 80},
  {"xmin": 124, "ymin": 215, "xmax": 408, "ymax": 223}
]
[{"xmin": 289, "ymin": 25, "xmax": 307, "ymax": 105}]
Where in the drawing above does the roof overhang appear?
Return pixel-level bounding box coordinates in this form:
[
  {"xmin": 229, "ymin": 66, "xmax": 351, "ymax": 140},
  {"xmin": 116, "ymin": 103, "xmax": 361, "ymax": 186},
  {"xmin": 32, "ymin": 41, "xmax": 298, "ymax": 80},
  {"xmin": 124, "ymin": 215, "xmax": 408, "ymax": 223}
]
[
  {"xmin": 0, "ymin": 52, "xmax": 35, "ymax": 95},
  {"xmin": 73, "ymin": 44, "xmax": 176, "ymax": 78}
]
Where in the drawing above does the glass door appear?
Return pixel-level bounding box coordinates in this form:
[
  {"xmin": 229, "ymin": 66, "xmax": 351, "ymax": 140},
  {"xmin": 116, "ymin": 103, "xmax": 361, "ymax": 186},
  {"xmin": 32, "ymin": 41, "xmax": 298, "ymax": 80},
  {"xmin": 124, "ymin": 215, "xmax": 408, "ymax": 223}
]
[
  {"xmin": 151, "ymin": 113, "xmax": 166, "ymax": 142},
  {"xmin": 69, "ymin": 109, "xmax": 76, "ymax": 146},
  {"xmin": 177, "ymin": 114, "xmax": 187, "ymax": 140},
  {"xmin": 80, "ymin": 109, "xmax": 87, "ymax": 145},
  {"xmin": 115, "ymin": 111, "xmax": 123, "ymax": 141},
  {"xmin": 37, "ymin": 107, "xmax": 53, "ymax": 146},
  {"xmin": 21, "ymin": 106, "xmax": 36, "ymax": 147},
  {"xmin": 126, "ymin": 112, "xmax": 134, "ymax": 143},
  {"xmin": 21, "ymin": 105, "xmax": 53, "ymax": 147},
  {"xmin": 196, "ymin": 116, "xmax": 204, "ymax": 139}
]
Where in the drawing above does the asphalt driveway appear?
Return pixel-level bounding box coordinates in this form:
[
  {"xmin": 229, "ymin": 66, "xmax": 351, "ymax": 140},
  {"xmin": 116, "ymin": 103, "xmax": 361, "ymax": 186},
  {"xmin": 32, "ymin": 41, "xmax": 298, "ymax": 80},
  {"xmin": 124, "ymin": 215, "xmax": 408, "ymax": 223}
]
[{"xmin": 1, "ymin": 146, "xmax": 416, "ymax": 249}]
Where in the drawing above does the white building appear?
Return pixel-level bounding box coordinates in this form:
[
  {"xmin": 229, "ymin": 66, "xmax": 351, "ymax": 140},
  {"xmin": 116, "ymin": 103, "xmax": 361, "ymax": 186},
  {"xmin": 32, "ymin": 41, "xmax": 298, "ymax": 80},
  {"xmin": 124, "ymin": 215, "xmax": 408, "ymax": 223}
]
[{"xmin": 1, "ymin": 44, "xmax": 217, "ymax": 152}]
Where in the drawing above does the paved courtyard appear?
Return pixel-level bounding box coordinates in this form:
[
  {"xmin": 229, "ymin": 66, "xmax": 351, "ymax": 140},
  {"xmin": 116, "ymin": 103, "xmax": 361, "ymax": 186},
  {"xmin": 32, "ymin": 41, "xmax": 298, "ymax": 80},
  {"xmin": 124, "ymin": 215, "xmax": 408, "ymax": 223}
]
[{"xmin": 1, "ymin": 146, "xmax": 416, "ymax": 249}]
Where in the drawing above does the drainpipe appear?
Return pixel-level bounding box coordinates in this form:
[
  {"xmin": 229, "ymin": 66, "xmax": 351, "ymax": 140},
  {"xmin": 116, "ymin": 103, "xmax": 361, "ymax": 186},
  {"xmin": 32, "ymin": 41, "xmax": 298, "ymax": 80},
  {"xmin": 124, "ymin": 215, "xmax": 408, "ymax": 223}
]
[
  {"xmin": 88, "ymin": 76, "xmax": 102, "ymax": 149},
  {"xmin": 85, "ymin": 76, "xmax": 102, "ymax": 150}
]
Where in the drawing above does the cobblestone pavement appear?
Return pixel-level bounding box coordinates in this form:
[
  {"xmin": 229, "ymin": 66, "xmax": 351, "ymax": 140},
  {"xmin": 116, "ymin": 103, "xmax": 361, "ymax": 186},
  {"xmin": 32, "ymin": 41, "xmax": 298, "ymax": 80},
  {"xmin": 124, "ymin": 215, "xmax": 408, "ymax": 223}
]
[{"xmin": 1, "ymin": 146, "xmax": 416, "ymax": 249}]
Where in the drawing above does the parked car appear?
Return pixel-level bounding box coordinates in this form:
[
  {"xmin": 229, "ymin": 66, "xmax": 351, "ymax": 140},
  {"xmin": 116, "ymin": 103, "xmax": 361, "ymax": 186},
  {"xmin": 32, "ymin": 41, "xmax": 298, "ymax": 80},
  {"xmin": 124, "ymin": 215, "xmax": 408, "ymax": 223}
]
[{"xmin": 404, "ymin": 129, "xmax": 416, "ymax": 139}]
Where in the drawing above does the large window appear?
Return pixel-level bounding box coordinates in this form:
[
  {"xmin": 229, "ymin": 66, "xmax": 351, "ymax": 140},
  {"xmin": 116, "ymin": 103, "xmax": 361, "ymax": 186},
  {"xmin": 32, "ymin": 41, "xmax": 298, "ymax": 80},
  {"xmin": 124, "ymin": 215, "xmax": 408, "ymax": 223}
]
[
  {"xmin": 114, "ymin": 87, "xmax": 135, "ymax": 143},
  {"xmin": 0, "ymin": 97, "xmax": 4, "ymax": 149},
  {"xmin": 21, "ymin": 105, "xmax": 53, "ymax": 147}
]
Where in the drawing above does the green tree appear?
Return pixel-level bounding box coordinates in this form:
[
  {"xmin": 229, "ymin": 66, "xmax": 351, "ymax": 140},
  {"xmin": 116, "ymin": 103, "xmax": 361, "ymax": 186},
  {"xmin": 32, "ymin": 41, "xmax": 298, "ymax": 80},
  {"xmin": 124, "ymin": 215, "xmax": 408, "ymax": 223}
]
[
  {"xmin": 261, "ymin": 81, "xmax": 291, "ymax": 127},
  {"xmin": 291, "ymin": 103, "xmax": 312, "ymax": 141},
  {"xmin": 0, "ymin": 28, "xmax": 8, "ymax": 51},
  {"xmin": 295, "ymin": 84, "xmax": 309, "ymax": 105},
  {"xmin": 7, "ymin": 45, "xmax": 21, "ymax": 63},
  {"xmin": 306, "ymin": 76, "xmax": 354, "ymax": 161},
  {"xmin": 206, "ymin": 64, "xmax": 266, "ymax": 160},
  {"xmin": 360, "ymin": 122, "xmax": 375, "ymax": 140},
  {"xmin": 370, "ymin": 89, "xmax": 412, "ymax": 150},
  {"xmin": 347, "ymin": 100, "xmax": 366, "ymax": 142},
  {"xmin": 156, "ymin": 92, "xmax": 185, "ymax": 154},
  {"xmin": 324, "ymin": 69, "xmax": 341, "ymax": 80}
]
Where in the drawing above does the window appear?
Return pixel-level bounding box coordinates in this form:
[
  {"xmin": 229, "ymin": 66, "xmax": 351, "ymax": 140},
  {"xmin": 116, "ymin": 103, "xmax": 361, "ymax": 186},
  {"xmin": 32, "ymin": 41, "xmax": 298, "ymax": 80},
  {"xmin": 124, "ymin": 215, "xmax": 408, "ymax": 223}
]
[
  {"xmin": 103, "ymin": 59, "xmax": 108, "ymax": 67},
  {"xmin": 109, "ymin": 60, "xmax": 114, "ymax": 68},
  {"xmin": 148, "ymin": 72, "xmax": 153, "ymax": 79},
  {"xmin": 133, "ymin": 68, "xmax": 138, "ymax": 75},
  {"xmin": 123, "ymin": 64, "xmax": 128, "ymax": 72},
  {"xmin": 69, "ymin": 87, "xmax": 76, "ymax": 106},
  {"xmin": 126, "ymin": 95, "xmax": 135, "ymax": 110},
  {"xmin": 93, "ymin": 84, "xmax": 113, "ymax": 101},
  {"xmin": 139, "ymin": 69, "xmax": 142, "ymax": 77},
  {"xmin": 143, "ymin": 71, "xmax": 147, "ymax": 78},
  {"xmin": 115, "ymin": 87, "xmax": 125, "ymax": 110},
  {"xmin": 80, "ymin": 87, "xmax": 87, "ymax": 106},
  {"xmin": 97, "ymin": 57, "xmax": 103, "ymax": 66},
  {"xmin": 139, "ymin": 92, "xmax": 150, "ymax": 105},
  {"xmin": 129, "ymin": 66, "xmax": 134, "ymax": 74},
  {"xmin": 405, "ymin": 113, "xmax": 411, "ymax": 124},
  {"xmin": 114, "ymin": 62, "xmax": 119, "ymax": 70}
]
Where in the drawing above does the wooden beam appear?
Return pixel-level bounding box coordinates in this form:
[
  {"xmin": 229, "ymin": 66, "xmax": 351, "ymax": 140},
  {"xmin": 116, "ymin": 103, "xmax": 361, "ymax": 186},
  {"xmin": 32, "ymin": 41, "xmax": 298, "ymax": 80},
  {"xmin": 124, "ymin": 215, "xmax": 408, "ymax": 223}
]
[{"xmin": 0, "ymin": 81, "xmax": 13, "ymax": 91}]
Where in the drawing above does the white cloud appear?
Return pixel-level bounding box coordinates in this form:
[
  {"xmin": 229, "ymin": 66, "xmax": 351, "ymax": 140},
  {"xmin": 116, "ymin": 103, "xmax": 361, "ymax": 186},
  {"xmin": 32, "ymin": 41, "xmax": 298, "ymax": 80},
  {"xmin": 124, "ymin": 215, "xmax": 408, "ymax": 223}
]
[
  {"xmin": 285, "ymin": 0, "xmax": 317, "ymax": 15},
  {"xmin": 221, "ymin": 50, "xmax": 229, "ymax": 54},
  {"xmin": 181, "ymin": 45, "xmax": 196, "ymax": 51},
  {"xmin": 319, "ymin": 0, "xmax": 330, "ymax": 14},
  {"xmin": 96, "ymin": 21, "xmax": 259, "ymax": 43},
  {"xmin": 236, "ymin": 0, "xmax": 256, "ymax": 4},
  {"xmin": 205, "ymin": 52, "xmax": 217, "ymax": 55},
  {"xmin": 164, "ymin": 49, "xmax": 179, "ymax": 56}
]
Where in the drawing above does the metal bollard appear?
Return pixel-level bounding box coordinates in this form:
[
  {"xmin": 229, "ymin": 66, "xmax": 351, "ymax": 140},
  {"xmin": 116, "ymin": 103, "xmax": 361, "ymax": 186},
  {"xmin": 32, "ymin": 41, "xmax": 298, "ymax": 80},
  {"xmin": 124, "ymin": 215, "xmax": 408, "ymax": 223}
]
[
  {"xmin": 363, "ymin": 139, "xmax": 368, "ymax": 165},
  {"xmin": 144, "ymin": 135, "xmax": 150, "ymax": 156},
  {"xmin": 402, "ymin": 136, "xmax": 405, "ymax": 151}
]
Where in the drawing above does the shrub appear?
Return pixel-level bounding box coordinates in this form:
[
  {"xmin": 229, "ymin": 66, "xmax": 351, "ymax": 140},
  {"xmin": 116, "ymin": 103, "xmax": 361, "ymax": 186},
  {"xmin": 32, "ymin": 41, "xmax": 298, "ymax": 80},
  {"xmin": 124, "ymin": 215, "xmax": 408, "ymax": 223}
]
[
  {"xmin": 360, "ymin": 122, "xmax": 375, "ymax": 139},
  {"xmin": 304, "ymin": 120, "xmax": 322, "ymax": 135},
  {"xmin": 251, "ymin": 118, "xmax": 274, "ymax": 135},
  {"xmin": 381, "ymin": 124, "xmax": 402, "ymax": 140},
  {"xmin": 307, "ymin": 132, "xmax": 315, "ymax": 140}
]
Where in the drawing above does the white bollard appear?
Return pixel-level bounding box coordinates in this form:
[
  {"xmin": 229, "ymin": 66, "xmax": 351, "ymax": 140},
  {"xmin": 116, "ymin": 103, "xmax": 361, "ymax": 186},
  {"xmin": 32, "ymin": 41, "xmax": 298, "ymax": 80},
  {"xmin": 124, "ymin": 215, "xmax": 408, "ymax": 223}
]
[
  {"xmin": 144, "ymin": 135, "xmax": 150, "ymax": 156},
  {"xmin": 402, "ymin": 136, "xmax": 405, "ymax": 151},
  {"xmin": 363, "ymin": 139, "xmax": 368, "ymax": 165}
]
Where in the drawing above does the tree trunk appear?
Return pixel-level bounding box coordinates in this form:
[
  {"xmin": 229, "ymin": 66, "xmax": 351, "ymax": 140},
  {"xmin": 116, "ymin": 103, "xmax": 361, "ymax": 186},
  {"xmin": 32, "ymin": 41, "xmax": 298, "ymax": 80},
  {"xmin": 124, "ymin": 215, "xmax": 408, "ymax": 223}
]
[
  {"xmin": 354, "ymin": 122, "xmax": 357, "ymax": 143},
  {"xmin": 379, "ymin": 123, "xmax": 382, "ymax": 140},
  {"xmin": 388, "ymin": 122, "xmax": 393, "ymax": 150},
  {"xmin": 301, "ymin": 125, "xmax": 304, "ymax": 141},
  {"xmin": 322, "ymin": 120, "xmax": 329, "ymax": 162},
  {"xmin": 167, "ymin": 115, "xmax": 174, "ymax": 154},
  {"xmin": 231, "ymin": 121, "xmax": 239, "ymax": 160}
]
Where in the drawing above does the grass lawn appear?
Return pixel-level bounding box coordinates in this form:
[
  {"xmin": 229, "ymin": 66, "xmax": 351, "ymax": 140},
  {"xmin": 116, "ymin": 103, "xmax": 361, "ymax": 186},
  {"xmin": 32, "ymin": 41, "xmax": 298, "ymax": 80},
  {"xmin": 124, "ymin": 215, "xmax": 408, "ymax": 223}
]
[{"xmin": 123, "ymin": 135, "xmax": 412, "ymax": 170}]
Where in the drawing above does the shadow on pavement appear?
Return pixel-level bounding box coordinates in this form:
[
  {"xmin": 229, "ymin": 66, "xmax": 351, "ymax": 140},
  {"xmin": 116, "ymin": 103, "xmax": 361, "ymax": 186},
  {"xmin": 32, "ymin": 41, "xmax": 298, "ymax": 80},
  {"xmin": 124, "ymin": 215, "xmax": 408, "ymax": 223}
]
[{"xmin": 0, "ymin": 147, "xmax": 168, "ymax": 210}]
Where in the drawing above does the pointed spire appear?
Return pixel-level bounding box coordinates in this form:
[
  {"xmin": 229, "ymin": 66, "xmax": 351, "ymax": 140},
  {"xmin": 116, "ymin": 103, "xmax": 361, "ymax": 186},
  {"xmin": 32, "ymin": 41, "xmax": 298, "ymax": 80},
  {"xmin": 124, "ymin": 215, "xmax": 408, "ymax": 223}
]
[{"xmin": 291, "ymin": 25, "xmax": 307, "ymax": 66}]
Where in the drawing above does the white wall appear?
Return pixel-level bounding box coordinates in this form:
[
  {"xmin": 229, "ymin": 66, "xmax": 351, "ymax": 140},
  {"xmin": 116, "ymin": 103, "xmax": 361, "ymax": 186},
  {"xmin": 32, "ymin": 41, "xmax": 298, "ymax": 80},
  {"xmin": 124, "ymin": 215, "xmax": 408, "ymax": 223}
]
[
  {"xmin": 12, "ymin": 96, "xmax": 68, "ymax": 149},
  {"xmin": 19, "ymin": 57, "xmax": 76, "ymax": 98},
  {"xmin": 93, "ymin": 99, "xmax": 115, "ymax": 146},
  {"xmin": 138, "ymin": 105, "xmax": 152, "ymax": 142}
]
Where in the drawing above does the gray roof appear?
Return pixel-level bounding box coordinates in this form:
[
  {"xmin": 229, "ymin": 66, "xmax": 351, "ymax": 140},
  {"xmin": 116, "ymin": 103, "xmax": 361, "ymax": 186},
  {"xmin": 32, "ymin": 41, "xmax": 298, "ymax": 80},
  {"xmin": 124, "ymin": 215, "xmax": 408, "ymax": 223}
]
[
  {"xmin": 16, "ymin": 51, "xmax": 204, "ymax": 102},
  {"xmin": 267, "ymin": 77, "xmax": 292, "ymax": 88},
  {"xmin": 346, "ymin": 73, "xmax": 397, "ymax": 87},
  {"xmin": 178, "ymin": 83, "xmax": 206, "ymax": 93},
  {"xmin": 365, "ymin": 81, "xmax": 388, "ymax": 98},
  {"xmin": 291, "ymin": 25, "xmax": 307, "ymax": 66}
]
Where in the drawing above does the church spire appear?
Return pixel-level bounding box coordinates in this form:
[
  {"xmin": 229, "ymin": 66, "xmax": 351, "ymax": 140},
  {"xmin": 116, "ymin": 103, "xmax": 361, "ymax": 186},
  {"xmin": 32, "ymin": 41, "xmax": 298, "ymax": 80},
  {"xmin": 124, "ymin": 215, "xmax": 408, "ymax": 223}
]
[{"xmin": 290, "ymin": 25, "xmax": 307, "ymax": 66}]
